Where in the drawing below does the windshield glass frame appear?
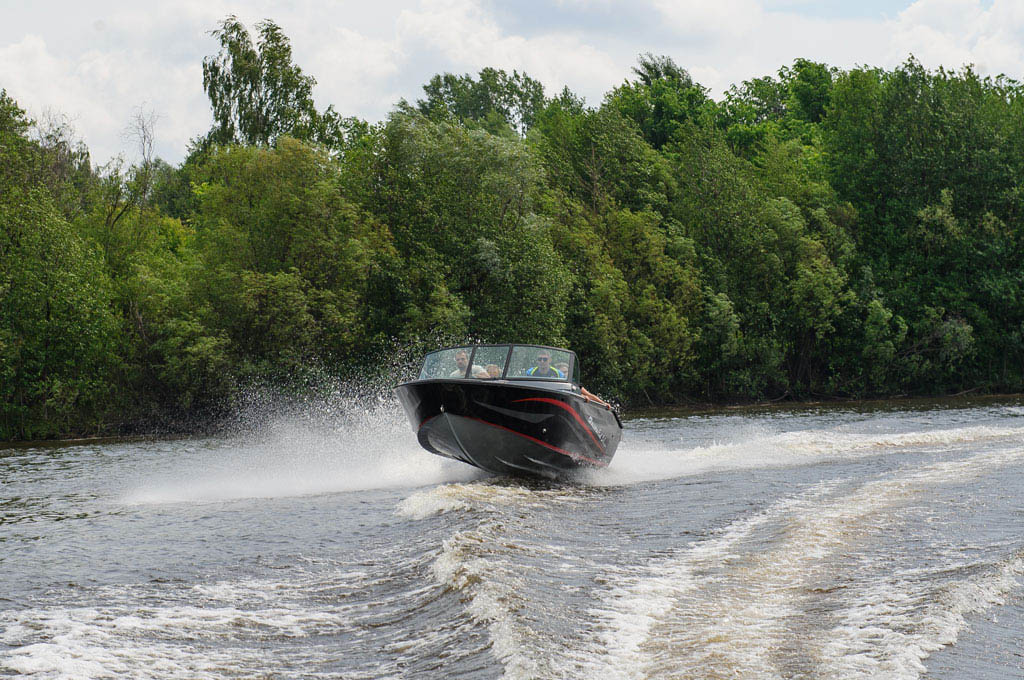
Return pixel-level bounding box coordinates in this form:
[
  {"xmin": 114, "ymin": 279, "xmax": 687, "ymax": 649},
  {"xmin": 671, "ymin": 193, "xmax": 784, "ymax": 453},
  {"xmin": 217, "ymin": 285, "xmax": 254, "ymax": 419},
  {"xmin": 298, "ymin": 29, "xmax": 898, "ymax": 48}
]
[
  {"xmin": 506, "ymin": 345, "xmax": 575, "ymax": 382},
  {"xmin": 416, "ymin": 344, "xmax": 578, "ymax": 383}
]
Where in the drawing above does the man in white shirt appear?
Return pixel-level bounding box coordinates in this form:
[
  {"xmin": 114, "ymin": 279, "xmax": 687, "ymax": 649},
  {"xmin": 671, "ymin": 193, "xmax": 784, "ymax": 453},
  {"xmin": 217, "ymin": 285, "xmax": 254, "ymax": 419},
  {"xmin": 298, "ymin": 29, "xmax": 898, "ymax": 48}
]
[{"xmin": 449, "ymin": 349, "xmax": 488, "ymax": 378}]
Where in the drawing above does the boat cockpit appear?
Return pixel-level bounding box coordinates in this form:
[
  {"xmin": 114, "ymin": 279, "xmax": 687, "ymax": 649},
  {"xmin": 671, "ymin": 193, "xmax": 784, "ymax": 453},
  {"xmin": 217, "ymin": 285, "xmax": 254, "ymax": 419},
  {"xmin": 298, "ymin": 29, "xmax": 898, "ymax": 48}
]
[{"xmin": 416, "ymin": 344, "xmax": 580, "ymax": 385}]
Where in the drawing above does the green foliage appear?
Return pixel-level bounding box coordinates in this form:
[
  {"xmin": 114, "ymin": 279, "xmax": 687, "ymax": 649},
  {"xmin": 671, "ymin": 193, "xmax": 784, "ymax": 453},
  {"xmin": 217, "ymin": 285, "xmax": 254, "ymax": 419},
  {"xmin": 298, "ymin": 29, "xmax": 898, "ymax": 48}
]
[
  {"xmin": 0, "ymin": 92, "xmax": 121, "ymax": 439},
  {"xmin": 191, "ymin": 138, "xmax": 393, "ymax": 371},
  {"xmin": 416, "ymin": 67, "xmax": 547, "ymax": 135},
  {"xmin": 715, "ymin": 58, "xmax": 835, "ymax": 161},
  {"xmin": 8, "ymin": 25, "xmax": 1024, "ymax": 440},
  {"xmin": 532, "ymin": 104, "xmax": 676, "ymax": 215},
  {"xmin": 787, "ymin": 59, "xmax": 834, "ymax": 123},
  {"xmin": 0, "ymin": 187, "xmax": 120, "ymax": 439},
  {"xmin": 341, "ymin": 113, "xmax": 570, "ymax": 346},
  {"xmin": 606, "ymin": 54, "xmax": 714, "ymax": 149},
  {"xmin": 201, "ymin": 16, "xmax": 359, "ymax": 150},
  {"xmin": 822, "ymin": 58, "xmax": 1024, "ymax": 392}
]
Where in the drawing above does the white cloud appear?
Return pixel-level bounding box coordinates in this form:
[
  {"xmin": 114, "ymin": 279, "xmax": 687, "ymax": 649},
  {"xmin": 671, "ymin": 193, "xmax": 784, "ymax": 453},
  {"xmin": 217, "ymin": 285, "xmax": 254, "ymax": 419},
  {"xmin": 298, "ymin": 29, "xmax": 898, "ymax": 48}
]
[
  {"xmin": 652, "ymin": 0, "xmax": 767, "ymax": 38},
  {"xmin": 888, "ymin": 0, "xmax": 1024, "ymax": 75},
  {"xmin": 305, "ymin": 27, "xmax": 406, "ymax": 118},
  {"xmin": 896, "ymin": 0, "xmax": 985, "ymax": 34},
  {"xmin": 645, "ymin": 4, "xmax": 888, "ymax": 96},
  {"xmin": 399, "ymin": 0, "xmax": 622, "ymax": 99},
  {"xmin": 3, "ymin": 0, "xmax": 1024, "ymax": 165},
  {"xmin": 0, "ymin": 34, "xmax": 209, "ymax": 164},
  {"xmin": 1, "ymin": 35, "xmax": 116, "ymax": 161}
]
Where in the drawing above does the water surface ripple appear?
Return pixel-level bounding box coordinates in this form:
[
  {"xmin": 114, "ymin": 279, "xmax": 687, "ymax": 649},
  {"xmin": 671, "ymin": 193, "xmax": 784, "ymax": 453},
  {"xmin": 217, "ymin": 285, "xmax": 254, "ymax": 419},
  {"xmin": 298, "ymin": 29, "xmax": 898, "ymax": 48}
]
[{"xmin": 2, "ymin": 399, "xmax": 1023, "ymax": 678}]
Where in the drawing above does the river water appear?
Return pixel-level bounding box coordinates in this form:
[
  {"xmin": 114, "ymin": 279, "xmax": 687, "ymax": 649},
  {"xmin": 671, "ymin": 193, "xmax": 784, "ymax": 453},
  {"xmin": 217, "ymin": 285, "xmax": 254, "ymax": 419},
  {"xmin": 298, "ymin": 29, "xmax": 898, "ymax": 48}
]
[{"xmin": 2, "ymin": 397, "xmax": 1023, "ymax": 679}]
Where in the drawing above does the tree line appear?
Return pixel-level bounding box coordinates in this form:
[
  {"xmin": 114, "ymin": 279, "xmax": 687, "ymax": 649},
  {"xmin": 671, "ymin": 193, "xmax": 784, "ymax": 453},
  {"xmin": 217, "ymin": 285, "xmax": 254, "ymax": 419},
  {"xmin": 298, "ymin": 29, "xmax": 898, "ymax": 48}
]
[{"xmin": 3, "ymin": 17, "xmax": 1024, "ymax": 440}]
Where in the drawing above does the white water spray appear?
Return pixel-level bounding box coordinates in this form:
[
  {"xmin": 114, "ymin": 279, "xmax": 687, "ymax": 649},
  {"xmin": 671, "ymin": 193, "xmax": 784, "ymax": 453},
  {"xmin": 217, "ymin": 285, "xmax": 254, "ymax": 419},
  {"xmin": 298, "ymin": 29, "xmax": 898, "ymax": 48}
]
[{"xmin": 123, "ymin": 376, "xmax": 482, "ymax": 504}]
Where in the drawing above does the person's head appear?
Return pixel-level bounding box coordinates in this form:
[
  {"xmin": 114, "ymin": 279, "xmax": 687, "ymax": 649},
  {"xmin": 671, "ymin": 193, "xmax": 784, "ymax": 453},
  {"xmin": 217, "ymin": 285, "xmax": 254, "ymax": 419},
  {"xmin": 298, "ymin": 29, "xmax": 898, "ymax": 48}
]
[
  {"xmin": 555, "ymin": 362, "xmax": 569, "ymax": 375},
  {"xmin": 536, "ymin": 351, "xmax": 552, "ymax": 367},
  {"xmin": 454, "ymin": 350, "xmax": 469, "ymax": 371},
  {"xmin": 486, "ymin": 364, "xmax": 501, "ymax": 378}
]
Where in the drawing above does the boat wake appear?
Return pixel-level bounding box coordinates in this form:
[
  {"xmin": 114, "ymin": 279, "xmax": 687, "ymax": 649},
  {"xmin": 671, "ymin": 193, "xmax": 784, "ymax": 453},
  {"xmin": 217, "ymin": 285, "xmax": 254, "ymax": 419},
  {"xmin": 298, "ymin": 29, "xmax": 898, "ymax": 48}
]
[
  {"xmin": 391, "ymin": 421, "xmax": 1024, "ymax": 679},
  {"xmin": 584, "ymin": 422, "xmax": 1024, "ymax": 487},
  {"xmin": 397, "ymin": 479, "xmax": 579, "ymax": 519},
  {"xmin": 578, "ymin": 445, "xmax": 1024, "ymax": 679}
]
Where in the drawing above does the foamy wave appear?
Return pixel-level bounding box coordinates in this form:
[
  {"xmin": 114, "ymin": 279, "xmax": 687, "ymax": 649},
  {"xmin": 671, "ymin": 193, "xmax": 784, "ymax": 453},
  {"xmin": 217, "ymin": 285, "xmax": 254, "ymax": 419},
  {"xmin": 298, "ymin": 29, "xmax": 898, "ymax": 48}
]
[
  {"xmin": 0, "ymin": 562, "xmax": 438, "ymax": 680},
  {"xmin": 397, "ymin": 485, "xmax": 475, "ymax": 519},
  {"xmin": 583, "ymin": 446, "xmax": 1024, "ymax": 678},
  {"xmin": 0, "ymin": 602, "xmax": 353, "ymax": 679},
  {"xmin": 432, "ymin": 527, "xmax": 543, "ymax": 679},
  {"xmin": 588, "ymin": 424, "xmax": 1024, "ymax": 487},
  {"xmin": 418, "ymin": 486, "xmax": 586, "ymax": 679},
  {"xmin": 578, "ymin": 484, "xmax": 840, "ymax": 679},
  {"xmin": 817, "ymin": 554, "xmax": 1024, "ymax": 679},
  {"xmin": 397, "ymin": 480, "xmax": 580, "ymax": 519}
]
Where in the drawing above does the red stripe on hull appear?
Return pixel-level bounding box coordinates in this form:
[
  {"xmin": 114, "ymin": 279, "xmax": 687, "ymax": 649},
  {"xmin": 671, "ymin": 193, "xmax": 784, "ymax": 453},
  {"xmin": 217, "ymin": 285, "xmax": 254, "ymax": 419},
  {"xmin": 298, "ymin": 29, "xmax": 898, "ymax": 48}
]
[
  {"xmin": 511, "ymin": 397, "xmax": 604, "ymax": 450},
  {"xmin": 461, "ymin": 415, "xmax": 607, "ymax": 467}
]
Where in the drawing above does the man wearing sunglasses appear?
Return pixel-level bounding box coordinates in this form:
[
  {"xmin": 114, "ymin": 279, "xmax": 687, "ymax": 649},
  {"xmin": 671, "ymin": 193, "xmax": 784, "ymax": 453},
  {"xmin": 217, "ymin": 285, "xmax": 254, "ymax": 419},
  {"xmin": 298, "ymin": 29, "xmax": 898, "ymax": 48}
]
[{"xmin": 525, "ymin": 351, "xmax": 565, "ymax": 379}]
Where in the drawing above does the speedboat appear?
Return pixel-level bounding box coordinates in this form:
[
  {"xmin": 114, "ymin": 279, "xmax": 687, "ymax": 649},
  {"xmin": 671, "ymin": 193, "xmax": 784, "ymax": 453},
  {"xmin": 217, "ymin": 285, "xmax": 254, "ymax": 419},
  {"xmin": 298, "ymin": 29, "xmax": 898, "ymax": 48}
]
[{"xmin": 395, "ymin": 344, "xmax": 622, "ymax": 478}]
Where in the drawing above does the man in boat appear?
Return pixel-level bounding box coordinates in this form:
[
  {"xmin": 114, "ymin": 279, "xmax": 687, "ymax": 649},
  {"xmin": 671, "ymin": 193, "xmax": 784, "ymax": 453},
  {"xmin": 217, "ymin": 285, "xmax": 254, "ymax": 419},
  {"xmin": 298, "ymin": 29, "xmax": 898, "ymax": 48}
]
[
  {"xmin": 450, "ymin": 349, "xmax": 489, "ymax": 378},
  {"xmin": 525, "ymin": 351, "xmax": 565, "ymax": 379}
]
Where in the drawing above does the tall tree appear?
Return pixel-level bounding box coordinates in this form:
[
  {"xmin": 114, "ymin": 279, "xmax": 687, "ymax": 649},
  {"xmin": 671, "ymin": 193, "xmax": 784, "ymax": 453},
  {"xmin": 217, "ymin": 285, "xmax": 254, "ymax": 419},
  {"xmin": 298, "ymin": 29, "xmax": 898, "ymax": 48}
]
[
  {"xmin": 0, "ymin": 96, "xmax": 121, "ymax": 438},
  {"xmin": 787, "ymin": 58, "xmax": 834, "ymax": 123},
  {"xmin": 201, "ymin": 16, "xmax": 351, "ymax": 149},
  {"xmin": 606, "ymin": 54, "xmax": 712, "ymax": 149},
  {"xmin": 416, "ymin": 67, "xmax": 547, "ymax": 136}
]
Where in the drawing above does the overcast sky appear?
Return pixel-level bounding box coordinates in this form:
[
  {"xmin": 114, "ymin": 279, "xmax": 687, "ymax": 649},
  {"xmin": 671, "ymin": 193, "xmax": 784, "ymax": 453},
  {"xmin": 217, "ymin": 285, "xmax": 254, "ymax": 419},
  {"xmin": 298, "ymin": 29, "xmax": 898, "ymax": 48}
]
[{"xmin": 0, "ymin": 0, "xmax": 1017, "ymax": 165}]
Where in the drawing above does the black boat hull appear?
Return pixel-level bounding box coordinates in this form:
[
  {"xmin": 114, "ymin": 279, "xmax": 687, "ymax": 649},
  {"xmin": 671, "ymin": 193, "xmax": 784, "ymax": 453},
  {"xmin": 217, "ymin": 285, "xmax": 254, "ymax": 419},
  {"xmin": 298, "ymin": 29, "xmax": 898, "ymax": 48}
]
[{"xmin": 394, "ymin": 380, "xmax": 622, "ymax": 478}]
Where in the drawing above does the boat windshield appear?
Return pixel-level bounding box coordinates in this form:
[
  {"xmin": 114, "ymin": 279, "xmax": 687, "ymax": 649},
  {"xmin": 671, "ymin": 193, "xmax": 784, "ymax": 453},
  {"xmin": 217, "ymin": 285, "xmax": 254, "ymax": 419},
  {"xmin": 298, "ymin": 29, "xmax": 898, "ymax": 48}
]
[
  {"xmin": 417, "ymin": 346, "xmax": 483, "ymax": 379},
  {"xmin": 416, "ymin": 344, "xmax": 577, "ymax": 382},
  {"xmin": 507, "ymin": 346, "xmax": 574, "ymax": 381}
]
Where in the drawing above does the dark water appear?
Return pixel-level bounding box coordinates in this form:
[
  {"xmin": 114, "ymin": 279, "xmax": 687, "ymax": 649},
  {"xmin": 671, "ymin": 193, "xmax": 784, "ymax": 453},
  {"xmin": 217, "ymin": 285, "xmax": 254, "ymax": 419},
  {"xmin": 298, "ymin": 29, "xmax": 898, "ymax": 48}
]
[{"xmin": 2, "ymin": 398, "xmax": 1023, "ymax": 678}]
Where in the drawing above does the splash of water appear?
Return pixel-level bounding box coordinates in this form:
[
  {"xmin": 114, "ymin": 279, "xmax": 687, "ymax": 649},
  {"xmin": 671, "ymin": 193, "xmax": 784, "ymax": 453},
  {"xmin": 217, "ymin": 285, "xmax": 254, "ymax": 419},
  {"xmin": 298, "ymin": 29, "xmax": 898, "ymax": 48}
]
[{"xmin": 123, "ymin": 365, "xmax": 482, "ymax": 504}]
